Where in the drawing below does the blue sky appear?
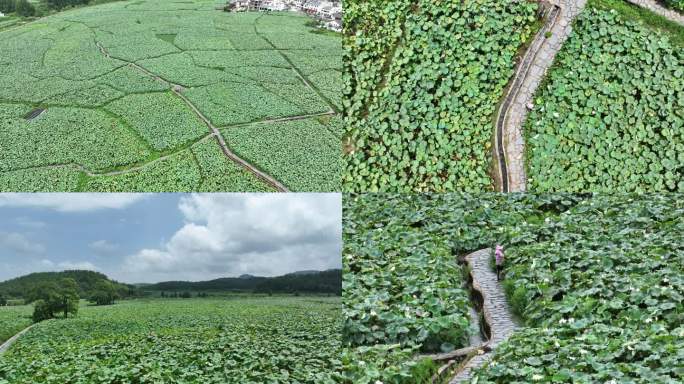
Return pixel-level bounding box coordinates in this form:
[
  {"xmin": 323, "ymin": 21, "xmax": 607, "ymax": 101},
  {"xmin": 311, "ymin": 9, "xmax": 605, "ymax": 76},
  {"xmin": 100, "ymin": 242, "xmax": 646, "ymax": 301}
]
[{"xmin": 0, "ymin": 194, "xmax": 341, "ymax": 284}]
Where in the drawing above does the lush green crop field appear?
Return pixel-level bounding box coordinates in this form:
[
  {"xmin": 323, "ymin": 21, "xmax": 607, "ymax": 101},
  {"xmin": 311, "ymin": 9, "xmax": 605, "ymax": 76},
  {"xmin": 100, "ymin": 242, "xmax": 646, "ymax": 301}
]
[
  {"xmin": 525, "ymin": 6, "xmax": 684, "ymax": 192},
  {"xmin": 0, "ymin": 0, "xmax": 341, "ymax": 192},
  {"xmin": 342, "ymin": 194, "xmax": 683, "ymax": 383},
  {"xmin": 0, "ymin": 297, "xmax": 342, "ymax": 383},
  {"xmin": 0, "ymin": 306, "xmax": 32, "ymax": 345},
  {"xmin": 343, "ymin": 0, "xmax": 539, "ymax": 192},
  {"xmin": 472, "ymin": 195, "xmax": 684, "ymax": 383}
]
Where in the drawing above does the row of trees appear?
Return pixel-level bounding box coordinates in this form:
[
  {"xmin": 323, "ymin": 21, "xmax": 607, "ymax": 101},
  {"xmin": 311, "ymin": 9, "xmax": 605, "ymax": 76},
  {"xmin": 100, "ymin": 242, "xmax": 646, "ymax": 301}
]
[
  {"xmin": 0, "ymin": 0, "xmax": 36, "ymax": 16},
  {"xmin": 0, "ymin": 0, "xmax": 94, "ymax": 17},
  {"xmin": 160, "ymin": 291, "xmax": 209, "ymax": 298}
]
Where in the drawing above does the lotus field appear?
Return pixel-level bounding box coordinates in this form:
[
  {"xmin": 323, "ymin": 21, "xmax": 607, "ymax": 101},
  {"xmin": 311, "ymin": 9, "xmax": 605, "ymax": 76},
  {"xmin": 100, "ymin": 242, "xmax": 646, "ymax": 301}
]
[
  {"xmin": 0, "ymin": 305, "xmax": 32, "ymax": 345},
  {"xmin": 343, "ymin": 0, "xmax": 539, "ymax": 192},
  {"xmin": 0, "ymin": 0, "xmax": 341, "ymax": 192},
  {"xmin": 525, "ymin": 6, "xmax": 684, "ymax": 192},
  {"xmin": 342, "ymin": 193, "xmax": 684, "ymax": 383},
  {"xmin": 0, "ymin": 297, "xmax": 342, "ymax": 383}
]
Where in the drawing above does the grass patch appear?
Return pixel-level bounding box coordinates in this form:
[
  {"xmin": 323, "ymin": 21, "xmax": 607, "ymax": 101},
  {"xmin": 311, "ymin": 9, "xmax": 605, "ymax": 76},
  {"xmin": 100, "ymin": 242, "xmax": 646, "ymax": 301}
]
[
  {"xmin": 588, "ymin": 0, "xmax": 684, "ymax": 46},
  {"xmin": 410, "ymin": 358, "xmax": 439, "ymax": 384}
]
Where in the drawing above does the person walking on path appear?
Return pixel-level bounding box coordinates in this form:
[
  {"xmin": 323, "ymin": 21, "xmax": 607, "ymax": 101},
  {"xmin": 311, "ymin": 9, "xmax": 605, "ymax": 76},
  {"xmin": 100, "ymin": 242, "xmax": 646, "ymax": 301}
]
[{"xmin": 495, "ymin": 245, "xmax": 505, "ymax": 281}]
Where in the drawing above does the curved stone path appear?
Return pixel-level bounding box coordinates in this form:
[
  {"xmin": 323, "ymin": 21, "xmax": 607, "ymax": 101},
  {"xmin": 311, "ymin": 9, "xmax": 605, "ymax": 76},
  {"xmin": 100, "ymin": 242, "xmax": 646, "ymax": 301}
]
[
  {"xmin": 500, "ymin": 0, "xmax": 586, "ymax": 192},
  {"xmin": 626, "ymin": 0, "xmax": 684, "ymax": 25},
  {"xmin": 448, "ymin": 249, "xmax": 519, "ymax": 383},
  {"xmin": 0, "ymin": 324, "xmax": 34, "ymax": 355}
]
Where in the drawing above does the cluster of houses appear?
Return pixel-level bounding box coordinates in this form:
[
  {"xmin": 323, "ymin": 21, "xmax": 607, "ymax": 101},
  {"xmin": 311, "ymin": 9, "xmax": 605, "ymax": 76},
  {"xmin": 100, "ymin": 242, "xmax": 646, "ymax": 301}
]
[{"xmin": 224, "ymin": 0, "xmax": 342, "ymax": 32}]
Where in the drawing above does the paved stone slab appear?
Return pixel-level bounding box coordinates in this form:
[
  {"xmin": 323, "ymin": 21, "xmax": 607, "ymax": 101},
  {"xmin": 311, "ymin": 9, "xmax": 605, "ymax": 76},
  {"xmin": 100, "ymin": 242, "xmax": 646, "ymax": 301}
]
[
  {"xmin": 449, "ymin": 249, "xmax": 519, "ymax": 383},
  {"xmin": 502, "ymin": 0, "xmax": 587, "ymax": 192}
]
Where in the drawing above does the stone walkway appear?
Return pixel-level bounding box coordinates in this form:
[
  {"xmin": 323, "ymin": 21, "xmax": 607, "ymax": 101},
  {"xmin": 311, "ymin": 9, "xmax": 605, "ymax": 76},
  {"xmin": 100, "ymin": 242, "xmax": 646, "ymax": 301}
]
[
  {"xmin": 626, "ymin": 0, "xmax": 684, "ymax": 25},
  {"xmin": 0, "ymin": 324, "xmax": 34, "ymax": 355},
  {"xmin": 502, "ymin": 0, "xmax": 586, "ymax": 192},
  {"xmin": 449, "ymin": 249, "xmax": 519, "ymax": 383}
]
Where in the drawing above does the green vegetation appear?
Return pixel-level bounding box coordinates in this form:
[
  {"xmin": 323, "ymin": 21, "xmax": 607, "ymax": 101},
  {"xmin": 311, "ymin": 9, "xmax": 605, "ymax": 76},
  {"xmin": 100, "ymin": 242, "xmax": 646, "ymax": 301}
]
[
  {"xmin": 343, "ymin": 0, "xmax": 539, "ymax": 192},
  {"xmin": 525, "ymin": 6, "xmax": 684, "ymax": 192},
  {"xmin": 222, "ymin": 117, "xmax": 341, "ymax": 192},
  {"xmin": 30, "ymin": 278, "xmax": 80, "ymax": 322},
  {"xmin": 0, "ymin": 305, "xmax": 32, "ymax": 344},
  {"xmin": 472, "ymin": 195, "xmax": 684, "ymax": 383},
  {"xmin": 0, "ymin": 270, "xmax": 136, "ymax": 301},
  {"xmin": 664, "ymin": 0, "xmax": 684, "ymax": 13},
  {"xmin": 0, "ymin": 297, "xmax": 342, "ymax": 383},
  {"xmin": 0, "ymin": 0, "xmax": 341, "ymax": 192},
  {"xmin": 145, "ymin": 269, "xmax": 342, "ymax": 296},
  {"xmin": 342, "ymin": 194, "xmax": 683, "ymax": 383}
]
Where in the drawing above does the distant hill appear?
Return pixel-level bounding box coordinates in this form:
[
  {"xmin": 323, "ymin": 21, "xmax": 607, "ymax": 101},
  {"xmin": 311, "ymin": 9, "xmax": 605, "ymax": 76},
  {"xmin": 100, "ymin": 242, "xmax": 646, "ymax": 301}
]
[
  {"xmin": 0, "ymin": 270, "xmax": 138, "ymax": 300},
  {"xmin": 145, "ymin": 269, "xmax": 341, "ymax": 295}
]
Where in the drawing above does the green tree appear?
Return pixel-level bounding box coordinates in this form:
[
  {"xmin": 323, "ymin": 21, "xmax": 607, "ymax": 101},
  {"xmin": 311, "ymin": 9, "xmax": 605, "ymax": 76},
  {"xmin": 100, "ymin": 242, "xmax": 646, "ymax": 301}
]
[
  {"xmin": 30, "ymin": 278, "xmax": 80, "ymax": 322},
  {"xmin": 32, "ymin": 300, "xmax": 53, "ymax": 322},
  {"xmin": 0, "ymin": 294, "xmax": 7, "ymax": 306},
  {"xmin": 0, "ymin": 0, "xmax": 15, "ymax": 13},
  {"xmin": 58, "ymin": 278, "xmax": 79, "ymax": 318},
  {"xmin": 89, "ymin": 280, "xmax": 118, "ymax": 305},
  {"xmin": 46, "ymin": 0, "xmax": 88, "ymax": 10},
  {"xmin": 14, "ymin": 0, "xmax": 35, "ymax": 16}
]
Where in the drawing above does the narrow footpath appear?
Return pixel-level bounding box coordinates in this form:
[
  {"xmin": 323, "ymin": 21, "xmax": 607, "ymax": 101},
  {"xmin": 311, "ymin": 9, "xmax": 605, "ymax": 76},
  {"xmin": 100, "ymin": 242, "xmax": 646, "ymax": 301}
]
[
  {"xmin": 0, "ymin": 324, "xmax": 34, "ymax": 355},
  {"xmin": 448, "ymin": 249, "xmax": 519, "ymax": 383},
  {"xmin": 497, "ymin": 0, "xmax": 586, "ymax": 192}
]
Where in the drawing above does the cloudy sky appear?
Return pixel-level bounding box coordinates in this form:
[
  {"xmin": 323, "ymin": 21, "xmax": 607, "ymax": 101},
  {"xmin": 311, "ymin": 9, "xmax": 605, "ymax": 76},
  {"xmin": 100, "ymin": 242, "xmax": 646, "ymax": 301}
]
[{"xmin": 0, "ymin": 194, "xmax": 341, "ymax": 284}]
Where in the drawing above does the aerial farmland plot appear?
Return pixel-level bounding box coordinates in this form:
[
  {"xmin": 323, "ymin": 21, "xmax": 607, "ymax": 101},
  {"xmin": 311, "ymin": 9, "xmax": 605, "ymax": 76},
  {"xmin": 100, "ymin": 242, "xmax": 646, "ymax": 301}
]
[
  {"xmin": 0, "ymin": 0, "xmax": 342, "ymax": 192},
  {"xmin": 342, "ymin": 0, "xmax": 684, "ymax": 193}
]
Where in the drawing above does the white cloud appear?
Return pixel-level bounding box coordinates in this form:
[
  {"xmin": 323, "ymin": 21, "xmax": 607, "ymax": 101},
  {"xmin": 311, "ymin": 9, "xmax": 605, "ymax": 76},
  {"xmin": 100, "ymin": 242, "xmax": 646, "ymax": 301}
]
[
  {"xmin": 0, "ymin": 232, "xmax": 45, "ymax": 254},
  {"xmin": 88, "ymin": 240, "xmax": 119, "ymax": 255},
  {"xmin": 35, "ymin": 259, "xmax": 98, "ymax": 271},
  {"xmin": 15, "ymin": 216, "xmax": 46, "ymax": 229},
  {"xmin": 0, "ymin": 194, "xmax": 147, "ymax": 212},
  {"xmin": 123, "ymin": 193, "xmax": 341, "ymax": 281},
  {"xmin": 57, "ymin": 261, "xmax": 98, "ymax": 271}
]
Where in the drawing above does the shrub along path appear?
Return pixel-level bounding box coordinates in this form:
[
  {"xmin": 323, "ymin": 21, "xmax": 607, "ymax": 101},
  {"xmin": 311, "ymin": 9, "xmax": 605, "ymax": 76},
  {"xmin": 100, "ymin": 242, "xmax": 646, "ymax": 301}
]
[
  {"xmin": 499, "ymin": 0, "xmax": 586, "ymax": 192},
  {"xmin": 626, "ymin": 0, "xmax": 684, "ymax": 24},
  {"xmin": 449, "ymin": 249, "xmax": 519, "ymax": 383}
]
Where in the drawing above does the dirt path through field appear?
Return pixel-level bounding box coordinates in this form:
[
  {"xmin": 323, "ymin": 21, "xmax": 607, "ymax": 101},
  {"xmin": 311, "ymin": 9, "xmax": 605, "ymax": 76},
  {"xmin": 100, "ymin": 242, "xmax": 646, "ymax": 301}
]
[
  {"xmin": 94, "ymin": 42, "xmax": 289, "ymax": 192},
  {"xmin": 0, "ymin": 324, "xmax": 35, "ymax": 355}
]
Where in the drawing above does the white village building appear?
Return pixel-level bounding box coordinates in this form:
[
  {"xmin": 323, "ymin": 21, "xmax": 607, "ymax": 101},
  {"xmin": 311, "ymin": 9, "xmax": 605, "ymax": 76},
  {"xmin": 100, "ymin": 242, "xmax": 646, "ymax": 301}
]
[{"xmin": 224, "ymin": 0, "xmax": 342, "ymax": 32}]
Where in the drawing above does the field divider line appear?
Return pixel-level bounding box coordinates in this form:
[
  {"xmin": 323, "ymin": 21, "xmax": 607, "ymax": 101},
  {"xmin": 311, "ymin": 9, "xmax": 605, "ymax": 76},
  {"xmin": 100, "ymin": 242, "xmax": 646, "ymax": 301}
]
[
  {"xmin": 0, "ymin": 324, "xmax": 35, "ymax": 355},
  {"xmin": 219, "ymin": 110, "xmax": 337, "ymax": 130},
  {"xmin": 252, "ymin": 15, "xmax": 339, "ymax": 114},
  {"xmin": 94, "ymin": 41, "xmax": 289, "ymax": 192},
  {"xmin": 2, "ymin": 134, "xmax": 216, "ymax": 178},
  {"xmin": 171, "ymin": 88, "xmax": 289, "ymax": 192}
]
